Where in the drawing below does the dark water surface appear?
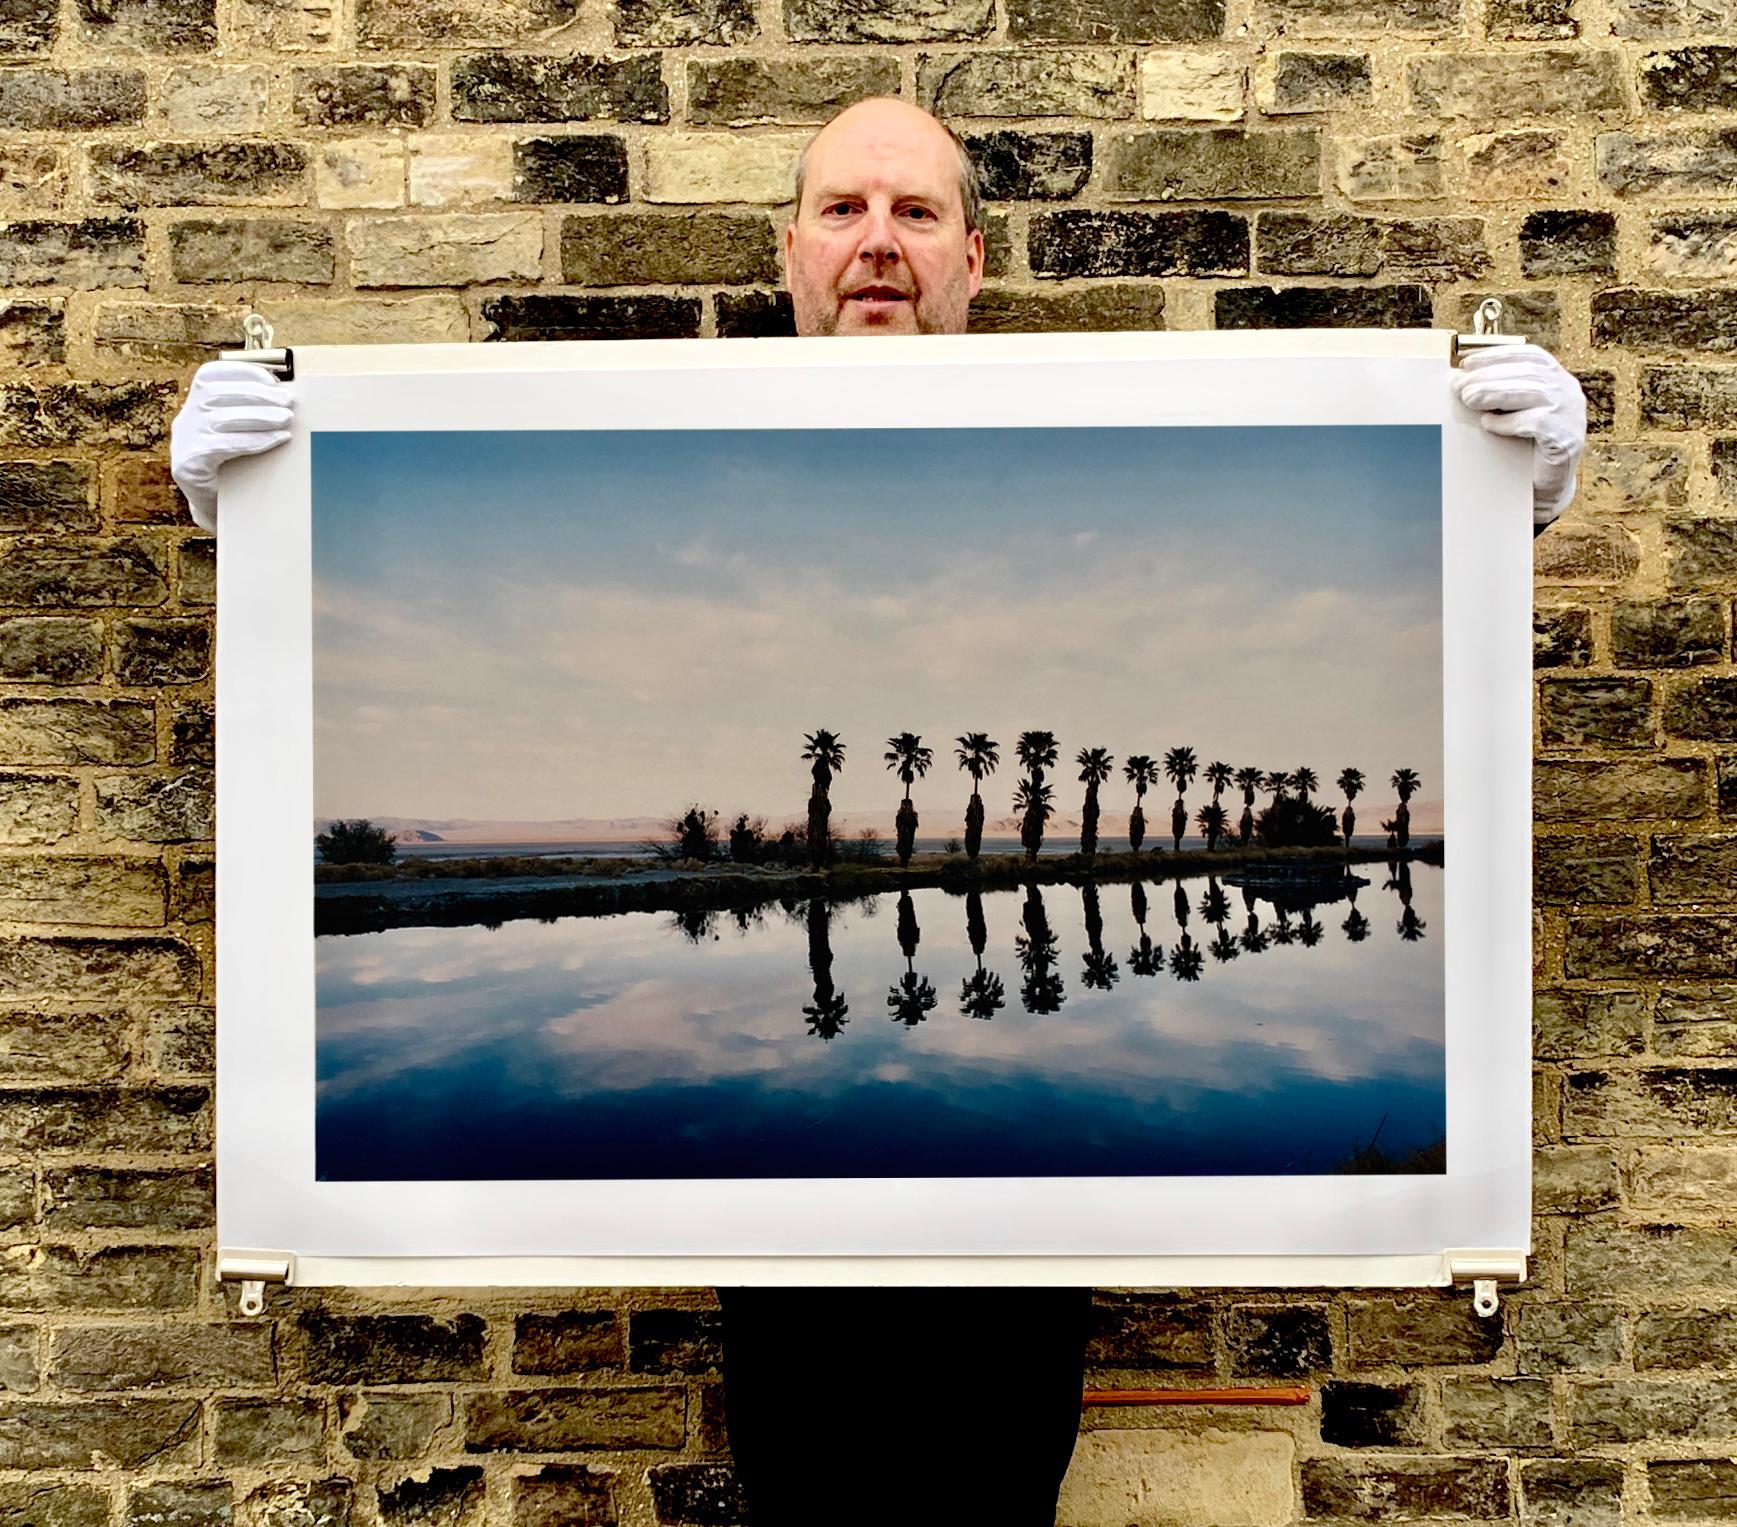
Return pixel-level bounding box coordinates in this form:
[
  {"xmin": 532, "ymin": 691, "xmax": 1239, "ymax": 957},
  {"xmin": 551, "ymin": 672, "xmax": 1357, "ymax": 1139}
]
[{"xmin": 316, "ymin": 866, "xmax": 1445, "ymax": 1181}]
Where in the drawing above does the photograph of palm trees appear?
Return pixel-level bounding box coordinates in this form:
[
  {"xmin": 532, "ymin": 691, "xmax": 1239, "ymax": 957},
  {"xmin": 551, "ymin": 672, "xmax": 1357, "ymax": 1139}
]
[{"xmin": 312, "ymin": 423, "xmax": 1445, "ymax": 1183}]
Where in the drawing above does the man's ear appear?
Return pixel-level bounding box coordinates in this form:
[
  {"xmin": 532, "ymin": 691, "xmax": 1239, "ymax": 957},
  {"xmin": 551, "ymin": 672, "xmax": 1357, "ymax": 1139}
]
[
  {"xmin": 782, "ymin": 217, "xmax": 796, "ymax": 287},
  {"xmin": 966, "ymin": 227, "xmax": 985, "ymax": 299}
]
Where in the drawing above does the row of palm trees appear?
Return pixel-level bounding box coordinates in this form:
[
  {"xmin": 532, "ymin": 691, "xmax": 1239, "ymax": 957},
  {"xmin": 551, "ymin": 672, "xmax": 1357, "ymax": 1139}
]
[
  {"xmin": 801, "ymin": 728, "xmax": 1423, "ymax": 869},
  {"xmin": 784, "ymin": 862, "xmax": 1428, "ymax": 1039}
]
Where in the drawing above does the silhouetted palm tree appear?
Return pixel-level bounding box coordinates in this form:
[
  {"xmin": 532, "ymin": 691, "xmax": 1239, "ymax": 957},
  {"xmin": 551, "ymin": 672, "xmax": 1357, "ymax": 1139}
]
[
  {"xmin": 1391, "ymin": 768, "xmax": 1421, "ymax": 851},
  {"xmin": 1235, "ymin": 765, "xmax": 1262, "ymax": 846},
  {"xmin": 1291, "ymin": 766, "xmax": 1319, "ymax": 805},
  {"xmin": 801, "ymin": 729, "xmax": 846, "ymax": 868},
  {"xmin": 960, "ymin": 888, "xmax": 1005, "ymax": 1020},
  {"xmin": 1205, "ymin": 760, "xmax": 1233, "ymax": 804},
  {"xmin": 1124, "ymin": 754, "xmax": 1158, "ymax": 853},
  {"xmin": 887, "ymin": 890, "xmax": 937, "ymax": 1026},
  {"xmin": 1015, "ymin": 884, "xmax": 1065, "ymax": 1013},
  {"xmin": 1264, "ymin": 770, "xmax": 1288, "ymax": 811},
  {"xmin": 801, "ymin": 898, "xmax": 849, "ymax": 1041},
  {"xmin": 1080, "ymin": 882, "xmax": 1118, "ymax": 990},
  {"xmin": 1196, "ymin": 801, "xmax": 1228, "ymax": 851},
  {"xmin": 955, "ymin": 732, "xmax": 1000, "ymax": 861},
  {"xmin": 884, "ymin": 732, "xmax": 933, "ymax": 867},
  {"xmin": 1016, "ymin": 730, "xmax": 1059, "ymax": 862},
  {"xmin": 1076, "ymin": 746, "xmax": 1114, "ymax": 864},
  {"xmin": 1337, "ymin": 767, "xmax": 1365, "ymax": 850},
  {"xmin": 1128, "ymin": 881, "xmax": 1160, "ymax": 977},
  {"xmin": 1164, "ymin": 746, "xmax": 1197, "ymax": 852}
]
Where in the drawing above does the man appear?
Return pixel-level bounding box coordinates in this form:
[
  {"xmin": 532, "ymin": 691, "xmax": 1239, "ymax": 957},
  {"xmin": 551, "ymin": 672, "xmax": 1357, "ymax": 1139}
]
[{"xmin": 173, "ymin": 96, "xmax": 1586, "ymax": 1525}]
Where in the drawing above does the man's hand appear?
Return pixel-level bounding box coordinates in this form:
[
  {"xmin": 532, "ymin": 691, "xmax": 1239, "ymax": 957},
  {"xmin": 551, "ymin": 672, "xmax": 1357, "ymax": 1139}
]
[
  {"xmin": 171, "ymin": 360, "xmax": 295, "ymax": 532},
  {"xmin": 1450, "ymin": 342, "xmax": 1587, "ymax": 531}
]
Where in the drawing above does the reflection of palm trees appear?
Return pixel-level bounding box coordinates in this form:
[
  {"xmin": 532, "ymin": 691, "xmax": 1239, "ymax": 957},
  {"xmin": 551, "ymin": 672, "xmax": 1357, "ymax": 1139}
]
[
  {"xmin": 886, "ymin": 890, "xmax": 938, "ymax": 1026},
  {"xmin": 960, "ymin": 888, "xmax": 1005, "ymax": 1020},
  {"xmin": 1240, "ymin": 907, "xmax": 1269, "ymax": 955},
  {"xmin": 1268, "ymin": 906, "xmax": 1297, "ymax": 946},
  {"xmin": 801, "ymin": 898, "xmax": 850, "ymax": 1041},
  {"xmin": 1235, "ymin": 765, "xmax": 1262, "ymax": 846},
  {"xmin": 1080, "ymin": 882, "xmax": 1119, "ymax": 990},
  {"xmin": 884, "ymin": 732, "xmax": 933, "ymax": 868},
  {"xmin": 1298, "ymin": 908, "xmax": 1324, "ymax": 947},
  {"xmin": 1390, "ymin": 768, "xmax": 1420, "ymax": 850},
  {"xmin": 1337, "ymin": 767, "xmax": 1365, "ymax": 850},
  {"xmin": 1124, "ymin": 754, "xmax": 1157, "ymax": 852},
  {"xmin": 671, "ymin": 907, "xmax": 719, "ymax": 943},
  {"xmin": 1168, "ymin": 879, "xmax": 1201, "ymax": 979},
  {"xmin": 1076, "ymin": 746, "xmax": 1114, "ymax": 864},
  {"xmin": 1016, "ymin": 731, "xmax": 1059, "ymax": 865},
  {"xmin": 1388, "ymin": 858, "xmax": 1427, "ymax": 941},
  {"xmin": 1202, "ymin": 878, "xmax": 1237, "ymax": 964},
  {"xmin": 1015, "ymin": 883, "xmax": 1065, "ymax": 1013},
  {"xmin": 955, "ymin": 732, "xmax": 1000, "ymax": 861},
  {"xmin": 1128, "ymin": 881, "xmax": 1160, "ymax": 976},
  {"xmin": 1164, "ymin": 746, "xmax": 1197, "ymax": 852},
  {"xmin": 801, "ymin": 729, "xmax": 846, "ymax": 868},
  {"xmin": 1342, "ymin": 883, "xmax": 1371, "ymax": 943}
]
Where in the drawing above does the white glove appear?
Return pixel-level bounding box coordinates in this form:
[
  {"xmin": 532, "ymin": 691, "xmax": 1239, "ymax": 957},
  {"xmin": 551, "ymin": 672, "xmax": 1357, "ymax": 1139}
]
[
  {"xmin": 170, "ymin": 360, "xmax": 294, "ymax": 533},
  {"xmin": 1450, "ymin": 342, "xmax": 1586, "ymax": 530}
]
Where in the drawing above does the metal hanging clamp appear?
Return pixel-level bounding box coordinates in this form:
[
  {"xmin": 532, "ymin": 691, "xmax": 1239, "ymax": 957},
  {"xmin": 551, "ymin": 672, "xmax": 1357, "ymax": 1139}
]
[
  {"xmin": 219, "ymin": 311, "xmax": 295, "ymax": 380},
  {"xmin": 1444, "ymin": 1250, "xmax": 1526, "ymax": 1318},
  {"xmin": 216, "ymin": 1251, "xmax": 295, "ymax": 1316},
  {"xmin": 1452, "ymin": 297, "xmax": 1526, "ymax": 364}
]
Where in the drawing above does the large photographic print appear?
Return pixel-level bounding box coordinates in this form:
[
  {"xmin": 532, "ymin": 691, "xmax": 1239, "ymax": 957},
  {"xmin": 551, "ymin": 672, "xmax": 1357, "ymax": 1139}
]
[{"xmin": 311, "ymin": 422, "xmax": 1445, "ymax": 1184}]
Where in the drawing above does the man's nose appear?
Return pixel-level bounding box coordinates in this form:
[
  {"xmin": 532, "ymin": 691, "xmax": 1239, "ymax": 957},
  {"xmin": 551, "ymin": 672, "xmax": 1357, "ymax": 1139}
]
[{"xmin": 855, "ymin": 206, "xmax": 901, "ymax": 266}]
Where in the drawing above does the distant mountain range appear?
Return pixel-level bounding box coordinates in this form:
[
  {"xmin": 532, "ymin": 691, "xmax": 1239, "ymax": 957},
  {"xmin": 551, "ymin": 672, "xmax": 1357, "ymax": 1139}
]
[{"xmin": 317, "ymin": 799, "xmax": 1445, "ymax": 844}]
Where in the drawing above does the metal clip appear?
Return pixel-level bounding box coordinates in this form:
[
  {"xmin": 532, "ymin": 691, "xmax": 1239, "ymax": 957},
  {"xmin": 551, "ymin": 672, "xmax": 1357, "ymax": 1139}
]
[
  {"xmin": 1452, "ymin": 297, "xmax": 1526, "ymax": 364},
  {"xmin": 219, "ymin": 310, "xmax": 294, "ymax": 380},
  {"xmin": 216, "ymin": 1251, "xmax": 295, "ymax": 1315},
  {"xmin": 1443, "ymin": 1250, "xmax": 1526, "ymax": 1318}
]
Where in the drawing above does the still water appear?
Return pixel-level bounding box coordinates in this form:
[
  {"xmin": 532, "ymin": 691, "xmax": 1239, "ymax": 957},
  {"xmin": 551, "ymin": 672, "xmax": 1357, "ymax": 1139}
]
[{"xmin": 316, "ymin": 866, "xmax": 1445, "ymax": 1181}]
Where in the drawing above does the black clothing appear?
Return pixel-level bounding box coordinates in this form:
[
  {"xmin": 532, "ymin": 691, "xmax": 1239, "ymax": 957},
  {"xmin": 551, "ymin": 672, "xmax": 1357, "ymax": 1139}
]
[{"xmin": 718, "ymin": 1285, "xmax": 1094, "ymax": 1527}]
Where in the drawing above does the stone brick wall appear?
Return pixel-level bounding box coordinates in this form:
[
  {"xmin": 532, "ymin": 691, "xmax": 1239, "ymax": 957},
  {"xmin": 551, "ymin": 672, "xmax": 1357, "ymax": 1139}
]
[{"xmin": 0, "ymin": 0, "xmax": 1734, "ymax": 1518}]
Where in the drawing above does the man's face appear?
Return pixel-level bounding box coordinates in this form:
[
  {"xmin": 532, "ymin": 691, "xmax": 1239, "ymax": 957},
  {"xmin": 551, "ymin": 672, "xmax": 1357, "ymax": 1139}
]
[{"xmin": 784, "ymin": 99, "xmax": 985, "ymax": 337}]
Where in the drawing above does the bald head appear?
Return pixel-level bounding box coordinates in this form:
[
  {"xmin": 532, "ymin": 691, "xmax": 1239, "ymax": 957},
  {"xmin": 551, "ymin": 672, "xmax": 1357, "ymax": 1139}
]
[{"xmin": 783, "ymin": 97, "xmax": 985, "ymax": 337}]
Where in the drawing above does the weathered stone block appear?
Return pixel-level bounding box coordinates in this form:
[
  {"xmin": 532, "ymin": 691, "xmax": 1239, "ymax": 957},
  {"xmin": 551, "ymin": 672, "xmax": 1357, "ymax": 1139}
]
[
  {"xmin": 628, "ymin": 1309, "xmax": 722, "ymax": 1376},
  {"xmin": 1320, "ymin": 1380, "xmax": 1427, "ymax": 1446},
  {"xmin": 643, "ymin": 132, "xmax": 804, "ymax": 204},
  {"xmin": 715, "ymin": 290, "xmax": 793, "ymax": 338},
  {"xmin": 1520, "ymin": 1459, "xmax": 1621, "ymax": 1527},
  {"xmin": 559, "ymin": 212, "xmax": 776, "ymax": 285},
  {"xmin": 0, "ymin": 69, "xmax": 145, "ymax": 130},
  {"xmin": 1108, "ymin": 127, "xmax": 1319, "ymax": 199},
  {"xmin": 357, "ymin": 0, "xmax": 576, "ymax": 45},
  {"xmin": 1457, "ymin": 129, "xmax": 1570, "ymax": 200},
  {"xmin": 1539, "ymin": 677, "xmax": 1652, "ymax": 749},
  {"xmin": 213, "ymin": 1398, "xmax": 324, "ymax": 1463},
  {"xmin": 41, "ymin": 1165, "xmax": 212, "ymax": 1231},
  {"xmin": 0, "ymin": 618, "xmax": 101, "ymax": 683},
  {"xmin": 0, "ymin": 1398, "xmax": 199, "ymax": 1466},
  {"xmin": 513, "ymin": 137, "xmax": 627, "ymax": 204},
  {"xmin": 1569, "ymin": 1379, "xmax": 1737, "ymax": 1443},
  {"xmin": 1581, "ymin": 369, "xmax": 1615, "ymax": 434},
  {"xmin": 349, "ymin": 215, "xmax": 542, "ymax": 287},
  {"xmin": 0, "ymin": 701, "xmax": 154, "ymax": 766},
  {"xmin": 170, "ymin": 703, "xmax": 211, "ymax": 766},
  {"xmin": 0, "ymin": 461, "xmax": 94, "ymax": 533},
  {"xmin": 171, "ymin": 855, "xmax": 212, "ymax": 923},
  {"xmin": 788, "ymin": 0, "xmax": 991, "ymax": 40},
  {"xmin": 452, "ymin": 53, "xmax": 666, "ymax": 123},
  {"xmin": 1534, "ymin": 520, "xmax": 1640, "ymax": 585},
  {"xmin": 686, "ymin": 58, "xmax": 898, "ymax": 125},
  {"xmin": 230, "ymin": 0, "xmax": 334, "ymax": 50},
  {"xmin": 512, "ymin": 1311, "xmax": 620, "ymax": 1375},
  {"xmin": 616, "ymin": 0, "xmax": 755, "ymax": 43},
  {"xmin": 964, "ymin": 131, "xmax": 1091, "ymax": 199},
  {"xmin": 1566, "ymin": 1222, "xmax": 1737, "ymax": 1295},
  {"xmin": 1534, "ymin": 988, "xmax": 1644, "ymax": 1057},
  {"xmin": 93, "ymin": 302, "xmax": 248, "ymax": 368},
  {"xmin": 1089, "ymin": 1296, "xmax": 1213, "ymax": 1371},
  {"xmin": 75, "ymin": 0, "xmax": 214, "ymax": 51},
  {"xmin": 262, "ymin": 296, "xmax": 468, "ymax": 343},
  {"xmin": 1223, "ymin": 1305, "xmax": 1330, "ymax": 1378},
  {"xmin": 1568, "ymin": 1066, "xmax": 1737, "ymax": 1136},
  {"xmin": 408, "ymin": 137, "xmax": 513, "ymax": 207},
  {"xmin": 93, "ymin": 771, "xmax": 213, "ymax": 843},
  {"xmin": 1596, "ymin": 288, "xmax": 1737, "ymax": 354},
  {"xmin": 0, "ymin": 218, "xmax": 146, "ymax": 287},
  {"xmin": 645, "ymin": 1463, "xmax": 749, "ymax": 1527},
  {"xmin": 1408, "ymin": 51, "xmax": 1625, "ymax": 116},
  {"xmin": 0, "ymin": 1246, "xmax": 198, "ymax": 1313},
  {"xmin": 1648, "ymin": 214, "xmax": 1737, "ymax": 279},
  {"xmin": 1642, "ymin": 46, "xmax": 1737, "ymax": 110},
  {"xmin": 1521, "ymin": 210, "xmax": 1616, "ymax": 276},
  {"xmin": 292, "ymin": 65, "xmax": 435, "ymax": 127},
  {"xmin": 245, "ymin": 1480, "xmax": 352, "ymax": 1527},
  {"xmin": 1335, "ymin": 133, "xmax": 1442, "ymax": 199},
  {"xmin": 125, "ymin": 1483, "xmax": 231, "ymax": 1527},
  {"xmin": 1578, "ymin": 442, "xmax": 1688, "ymax": 515},
  {"xmin": 0, "ymin": 856, "xmax": 165, "ymax": 926},
  {"xmin": 1656, "ymin": 987, "xmax": 1737, "ymax": 1056},
  {"xmin": 511, "ymin": 1466, "xmax": 616, "ymax": 1527},
  {"xmin": 1347, "ymin": 1295, "xmax": 1503, "ymax": 1366},
  {"xmin": 0, "ymin": 1329, "xmax": 37, "ymax": 1394},
  {"xmin": 0, "ymin": 776, "xmax": 79, "ymax": 845},
  {"xmin": 480, "ymin": 293, "xmax": 700, "ymax": 341},
  {"xmin": 177, "ymin": 540, "xmax": 213, "ymax": 606},
  {"xmin": 1600, "ymin": 128, "xmax": 1737, "ymax": 196},
  {"xmin": 1487, "ymin": 0, "xmax": 1576, "ymax": 37},
  {"xmin": 1534, "ymin": 606, "xmax": 1591, "ymax": 668},
  {"xmin": 302, "ymin": 1313, "xmax": 486, "ymax": 1384},
  {"xmin": 169, "ymin": 218, "xmax": 334, "ymax": 284},
  {"xmin": 315, "ymin": 140, "xmax": 404, "ymax": 209},
  {"xmin": 50, "ymin": 1326, "xmax": 271, "ymax": 1392},
  {"xmin": 1635, "ymin": 1309, "xmax": 1737, "ymax": 1370},
  {"xmin": 464, "ymin": 1387, "xmax": 684, "ymax": 1451},
  {"xmin": 1030, "ymin": 210, "xmax": 1246, "ymax": 277},
  {"xmin": 1515, "ymin": 1302, "xmax": 1624, "ymax": 1373},
  {"xmin": 0, "ymin": 1086, "xmax": 204, "ymax": 1154},
  {"xmin": 1301, "ymin": 1459, "xmax": 1508, "ymax": 1521},
  {"xmin": 1440, "ymin": 1377, "xmax": 1553, "ymax": 1449},
  {"xmin": 154, "ymin": 65, "xmax": 268, "ymax": 133},
  {"xmin": 0, "ymin": 301, "xmax": 63, "ymax": 368},
  {"xmin": 1217, "ymin": 284, "xmax": 1433, "ymax": 329},
  {"xmin": 0, "ymin": 0, "xmax": 56, "ymax": 55},
  {"xmin": 1566, "ymin": 914, "xmax": 1737, "ymax": 978},
  {"xmin": 378, "ymin": 1467, "xmax": 484, "ymax": 1527},
  {"xmin": 1534, "ymin": 834, "xmax": 1639, "ymax": 904},
  {"xmin": 88, "ymin": 141, "xmax": 307, "ymax": 207},
  {"xmin": 1667, "ymin": 516, "xmax": 1737, "ymax": 588},
  {"xmin": 0, "ymin": 536, "xmax": 164, "ymax": 606},
  {"xmin": 1652, "ymin": 833, "xmax": 1737, "ymax": 902},
  {"xmin": 1139, "ymin": 50, "xmax": 1242, "ymax": 120},
  {"xmin": 1059, "ymin": 1429, "xmax": 1294, "ymax": 1527},
  {"xmin": 339, "ymin": 1391, "xmax": 451, "ymax": 1459},
  {"xmin": 920, "ymin": 51, "xmax": 1135, "ymax": 119},
  {"xmin": 1253, "ymin": 51, "xmax": 1370, "ymax": 113},
  {"xmin": 968, "ymin": 285, "xmax": 1167, "ymax": 333},
  {"xmin": 1262, "ymin": 0, "xmax": 1457, "ymax": 28},
  {"xmin": 1664, "ymin": 676, "xmax": 1737, "ymax": 739},
  {"xmin": 114, "ymin": 619, "xmax": 209, "ymax": 685}
]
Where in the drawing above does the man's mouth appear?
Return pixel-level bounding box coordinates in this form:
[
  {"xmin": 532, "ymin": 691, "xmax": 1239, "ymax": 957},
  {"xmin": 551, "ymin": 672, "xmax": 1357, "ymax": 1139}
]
[{"xmin": 845, "ymin": 287, "xmax": 910, "ymax": 304}]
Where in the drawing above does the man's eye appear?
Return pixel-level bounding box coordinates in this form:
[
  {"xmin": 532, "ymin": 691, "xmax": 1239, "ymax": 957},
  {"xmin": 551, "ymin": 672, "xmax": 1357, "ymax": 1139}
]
[
  {"xmin": 902, "ymin": 206, "xmax": 935, "ymax": 220},
  {"xmin": 823, "ymin": 202, "xmax": 855, "ymax": 215}
]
